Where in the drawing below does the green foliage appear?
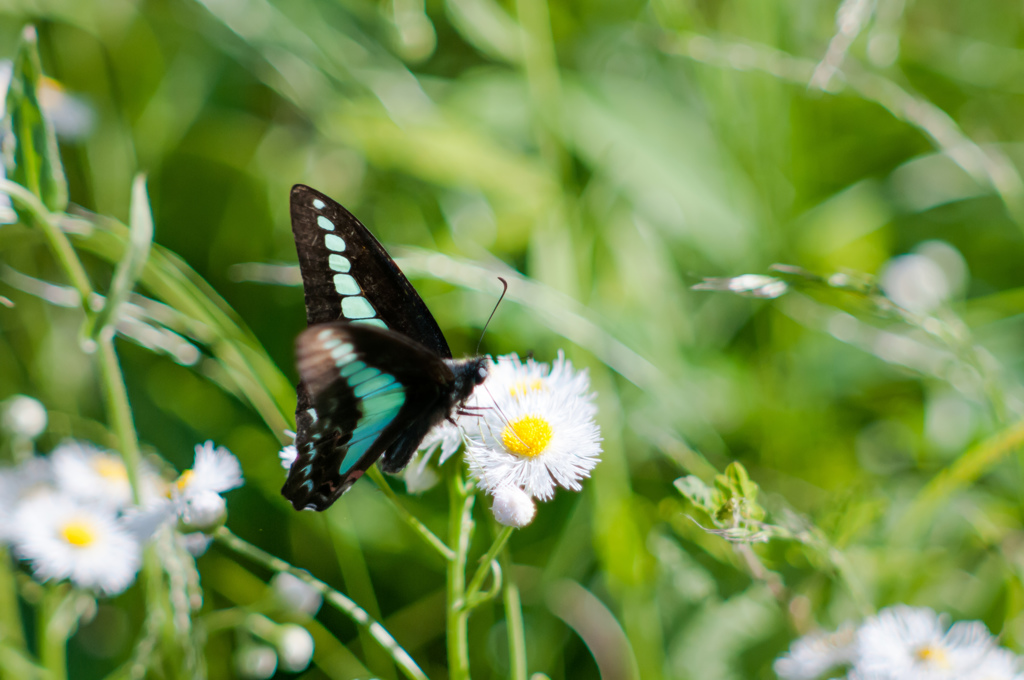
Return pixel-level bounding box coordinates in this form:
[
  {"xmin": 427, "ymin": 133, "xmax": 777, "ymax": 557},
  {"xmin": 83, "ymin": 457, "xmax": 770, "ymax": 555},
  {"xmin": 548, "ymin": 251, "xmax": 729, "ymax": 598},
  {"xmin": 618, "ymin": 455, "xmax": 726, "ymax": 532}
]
[
  {"xmin": 2, "ymin": 26, "xmax": 66, "ymax": 214},
  {"xmin": 676, "ymin": 461, "xmax": 767, "ymax": 532},
  {"xmin": 3, "ymin": 0, "xmax": 1024, "ymax": 679}
]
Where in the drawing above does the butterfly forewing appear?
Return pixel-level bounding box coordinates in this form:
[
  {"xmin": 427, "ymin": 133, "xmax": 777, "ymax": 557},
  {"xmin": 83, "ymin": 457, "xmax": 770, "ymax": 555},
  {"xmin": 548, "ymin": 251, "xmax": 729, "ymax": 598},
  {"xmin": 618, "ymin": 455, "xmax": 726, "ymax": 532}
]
[{"xmin": 290, "ymin": 184, "xmax": 451, "ymax": 358}]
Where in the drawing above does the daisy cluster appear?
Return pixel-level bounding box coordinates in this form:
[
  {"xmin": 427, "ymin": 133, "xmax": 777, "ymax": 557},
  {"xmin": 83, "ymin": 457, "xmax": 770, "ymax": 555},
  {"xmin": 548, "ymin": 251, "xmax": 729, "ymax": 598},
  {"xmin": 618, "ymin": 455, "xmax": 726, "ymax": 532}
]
[
  {"xmin": 775, "ymin": 605, "xmax": 1024, "ymax": 680},
  {"xmin": 0, "ymin": 433, "xmax": 243, "ymax": 596}
]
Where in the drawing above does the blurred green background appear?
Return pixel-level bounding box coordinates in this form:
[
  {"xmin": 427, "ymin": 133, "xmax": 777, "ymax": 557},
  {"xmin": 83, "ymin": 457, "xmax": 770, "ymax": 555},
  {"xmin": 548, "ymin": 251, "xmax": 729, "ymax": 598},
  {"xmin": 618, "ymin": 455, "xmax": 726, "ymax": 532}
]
[{"xmin": 4, "ymin": 0, "xmax": 1024, "ymax": 678}]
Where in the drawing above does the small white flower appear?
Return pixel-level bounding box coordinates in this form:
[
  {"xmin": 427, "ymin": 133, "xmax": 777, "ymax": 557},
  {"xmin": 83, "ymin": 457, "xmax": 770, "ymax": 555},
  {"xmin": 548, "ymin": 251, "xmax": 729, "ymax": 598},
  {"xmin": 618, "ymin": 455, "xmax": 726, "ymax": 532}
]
[
  {"xmin": 774, "ymin": 623, "xmax": 857, "ymax": 680},
  {"xmin": 464, "ymin": 353, "xmax": 601, "ymax": 500},
  {"xmin": 176, "ymin": 441, "xmax": 243, "ymax": 496},
  {"xmin": 490, "ymin": 485, "xmax": 536, "ymax": 527},
  {"xmin": 51, "ymin": 440, "xmax": 134, "ymax": 509},
  {"xmin": 855, "ymin": 605, "xmax": 995, "ymax": 679},
  {"xmin": 277, "ymin": 624, "xmax": 315, "ymax": 672},
  {"xmin": 271, "ymin": 571, "xmax": 323, "ymax": 616},
  {"xmin": 2, "ymin": 395, "xmax": 47, "ymax": 439},
  {"xmin": 167, "ymin": 441, "xmax": 243, "ymax": 532},
  {"xmin": 11, "ymin": 492, "xmax": 142, "ymax": 595}
]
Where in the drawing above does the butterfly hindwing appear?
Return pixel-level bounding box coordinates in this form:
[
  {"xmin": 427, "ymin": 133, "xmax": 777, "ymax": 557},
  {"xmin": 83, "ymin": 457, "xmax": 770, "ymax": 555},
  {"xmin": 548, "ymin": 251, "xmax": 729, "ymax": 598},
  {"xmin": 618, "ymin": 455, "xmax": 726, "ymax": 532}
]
[
  {"xmin": 290, "ymin": 184, "xmax": 451, "ymax": 357},
  {"xmin": 282, "ymin": 322, "xmax": 456, "ymax": 511}
]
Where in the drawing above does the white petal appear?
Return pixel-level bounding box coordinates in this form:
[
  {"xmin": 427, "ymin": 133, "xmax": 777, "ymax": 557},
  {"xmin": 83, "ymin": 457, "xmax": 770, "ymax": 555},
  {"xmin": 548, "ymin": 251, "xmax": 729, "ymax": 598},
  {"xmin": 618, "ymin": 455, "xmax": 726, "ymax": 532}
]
[{"xmin": 187, "ymin": 441, "xmax": 243, "ymax": 495}]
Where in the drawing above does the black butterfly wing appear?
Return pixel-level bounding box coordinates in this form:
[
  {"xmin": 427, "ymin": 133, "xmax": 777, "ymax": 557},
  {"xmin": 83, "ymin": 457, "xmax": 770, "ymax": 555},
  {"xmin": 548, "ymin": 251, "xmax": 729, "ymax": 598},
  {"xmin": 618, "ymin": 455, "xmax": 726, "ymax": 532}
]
[
  {"xmin": 290, "ymin": 184, "xmax": 451, "ymax": 358},
  {"xmin": 282, "ymin": 322, "xmax": 456, "ymax": 511}
]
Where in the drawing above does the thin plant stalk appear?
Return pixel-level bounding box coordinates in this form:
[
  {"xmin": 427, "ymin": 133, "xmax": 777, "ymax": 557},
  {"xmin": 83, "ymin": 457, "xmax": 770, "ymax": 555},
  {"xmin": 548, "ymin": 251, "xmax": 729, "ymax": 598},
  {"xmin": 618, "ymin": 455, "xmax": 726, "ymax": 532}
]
[
  {"xmin": 446, "ymin": 466, "xmax": 475, "ymax": 680},
  {"xmin": 501, "ymin": 549, "xmax": 527, "ymax": 680},
  {"xmin": 38, "ymin": 586, "xmax": 68, "ymax": 680},
  {"xmin": 464, "ymin": 526, "xmax": 513, "ymax": 608},
  {"xmin": 367, "ymin": 466, "xmax": 454, "ymax": 561},
  {"xmin": 214, "ymin": 527, "xmax": 429, "ymax": 680}
]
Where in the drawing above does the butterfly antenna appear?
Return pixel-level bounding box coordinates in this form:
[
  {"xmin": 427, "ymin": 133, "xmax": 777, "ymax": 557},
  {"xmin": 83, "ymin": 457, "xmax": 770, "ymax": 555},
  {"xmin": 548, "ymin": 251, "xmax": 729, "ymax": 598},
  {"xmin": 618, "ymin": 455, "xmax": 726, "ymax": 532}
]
[{"xmin": 475, "ymin": 277, "xmax": 508, "ymax": 355}]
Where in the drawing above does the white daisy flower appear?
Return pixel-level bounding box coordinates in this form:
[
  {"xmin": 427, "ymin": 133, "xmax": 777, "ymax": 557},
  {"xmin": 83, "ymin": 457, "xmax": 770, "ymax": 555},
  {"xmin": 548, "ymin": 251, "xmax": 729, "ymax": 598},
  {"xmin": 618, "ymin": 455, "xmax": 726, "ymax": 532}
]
[
  {"xmin": 490, "ymin": 484, "xmax": 536, "ymax": 527},
  {"xmin": 855, "ymin": 605, "xmax": 996, "ymax": 679},
  {"xmin": 176, "ymin": 441, "xmax": 243, "ymax": 496},
  {"xmin": 774, "ymin": 622, "xmax": 857, "ymax": 680},
  {"xmin": 51, "ymin": 440, "xmax": 134, "ymax": 509},
  {"xmin": 464, "ymin": 353, "xmax": 601, "ymax": 500},
  {"xmin": 10, "ymin": 492, "xmax": 142, "ymax": 595},
  {"xmin": 171, "ymin": 441, "xmax": 243, "ymax": 532}
]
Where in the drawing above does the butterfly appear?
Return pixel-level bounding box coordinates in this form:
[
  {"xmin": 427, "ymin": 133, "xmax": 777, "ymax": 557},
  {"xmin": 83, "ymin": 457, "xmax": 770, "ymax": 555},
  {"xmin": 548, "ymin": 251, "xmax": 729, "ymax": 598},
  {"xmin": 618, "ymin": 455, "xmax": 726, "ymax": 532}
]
[{"xmin": 281, "ymin": 185, "xmax": 488, "ymax": 511}]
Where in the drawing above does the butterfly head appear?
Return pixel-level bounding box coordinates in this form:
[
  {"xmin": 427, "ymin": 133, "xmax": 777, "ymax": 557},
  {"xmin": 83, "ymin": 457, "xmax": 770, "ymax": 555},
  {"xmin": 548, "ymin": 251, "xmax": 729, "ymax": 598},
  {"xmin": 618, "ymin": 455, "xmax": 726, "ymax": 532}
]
[{"xmin": 446, "ymin": 356, "xmax": 489, "ymax": 406}]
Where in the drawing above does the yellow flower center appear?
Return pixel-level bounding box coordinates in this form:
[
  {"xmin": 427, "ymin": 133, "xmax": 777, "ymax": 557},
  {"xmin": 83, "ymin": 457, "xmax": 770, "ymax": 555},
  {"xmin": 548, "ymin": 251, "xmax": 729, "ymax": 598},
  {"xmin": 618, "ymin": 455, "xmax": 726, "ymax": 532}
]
[
  {"xmin": 92, "ymin": 456, "xmax": 127, "ymax": 482},
  {"xmin": 509, "ymin": 379, "xmax": 545, "ymax": 397},
  {"xmin": 60, "ymin": 519, "xmax": 97, "ymax": 547},
  {"xmin": 175, "ymin": 469, "xmax": 195, "ymax": 493},
  {"xmin": 502, "ymin": 415, "xmax": 552, "ymax": 458},
  {"xmin": 915, "ymin": 645, "xmax": 949, "ymax": 668}
]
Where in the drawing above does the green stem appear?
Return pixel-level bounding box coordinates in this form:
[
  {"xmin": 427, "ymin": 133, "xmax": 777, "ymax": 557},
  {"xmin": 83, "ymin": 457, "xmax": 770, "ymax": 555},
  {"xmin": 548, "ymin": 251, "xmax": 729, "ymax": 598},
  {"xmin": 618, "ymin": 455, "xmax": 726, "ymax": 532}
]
[
  {"xmin": 463, "ymin": 526, "xmax": 512, "ymax": 609},
  {"xmin": 500, "ymin": 549, "xmax": 527, "ymax": 680},
  {"xmin": 96, "ymin": 335, "xmax": 144, "ymax": 503},
  {"xmin": 38, "ymin": 586, "xmax": 69, "ymax": 680},
  {"xmin": 446, "ymin": 468, "xmax": 475, "ymax": 680},
  {"xmin": 367, "ymin": 467, "xmax": 454, "ymax": 561},
  {"xmin": 0, "ymin": 549, "xmax": 25, "ymax": 652},
  {"xmin": 214, "ymin": 527, "xmax": 429, "ymax": 680}
]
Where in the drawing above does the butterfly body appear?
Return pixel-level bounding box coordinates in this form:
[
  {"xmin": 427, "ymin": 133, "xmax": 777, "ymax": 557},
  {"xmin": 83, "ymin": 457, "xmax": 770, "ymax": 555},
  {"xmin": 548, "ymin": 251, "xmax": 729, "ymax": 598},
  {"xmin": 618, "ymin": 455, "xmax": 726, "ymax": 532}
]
[{"xmin": 283, "ymin": 185, "xmax": 487, "ymax": 511}]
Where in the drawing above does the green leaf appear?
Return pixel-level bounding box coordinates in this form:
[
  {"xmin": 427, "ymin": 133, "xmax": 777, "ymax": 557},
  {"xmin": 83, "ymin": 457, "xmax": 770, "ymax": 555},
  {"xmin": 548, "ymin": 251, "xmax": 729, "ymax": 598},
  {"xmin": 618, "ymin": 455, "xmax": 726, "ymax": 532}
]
[
  {"xmin": 85, "ymin": 174, "xmax": 155, "ymax": 341},
  {"xmin": 674, "ymin": 475, "xmax": 718, "ymax": 516},
  {"xmin": 2, "ymin": 25, "xmax": 68, "ymax": 214}
]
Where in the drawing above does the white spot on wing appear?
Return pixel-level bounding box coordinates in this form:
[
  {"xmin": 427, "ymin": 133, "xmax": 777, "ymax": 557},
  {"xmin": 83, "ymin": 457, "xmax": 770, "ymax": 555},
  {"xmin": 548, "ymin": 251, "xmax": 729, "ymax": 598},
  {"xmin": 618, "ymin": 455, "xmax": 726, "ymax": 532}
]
[{"xmin": 342, "ymin": 296, "xmax": 376, "ymax": 319}]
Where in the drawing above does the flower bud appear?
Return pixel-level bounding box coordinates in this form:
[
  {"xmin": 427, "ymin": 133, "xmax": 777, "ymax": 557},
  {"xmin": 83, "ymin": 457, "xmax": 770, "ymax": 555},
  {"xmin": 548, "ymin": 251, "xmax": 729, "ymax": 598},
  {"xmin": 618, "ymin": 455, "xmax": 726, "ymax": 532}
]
[
  {"xmin": 277, "ymin": 624, "xmax": 314, "ymax": 672},
  {"xmin": 2, "ymin": 395, "xmax": 47, "ymax": 439},
  {"xmin": 491, "ymin": 485, "xmax": 536, "ymax": 528}
]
